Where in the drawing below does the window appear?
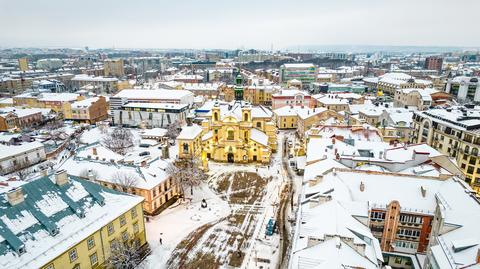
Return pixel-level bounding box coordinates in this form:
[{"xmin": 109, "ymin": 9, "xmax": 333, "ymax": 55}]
[
  {"xmin": 107, "ymin": 223, "xmax": 115, "ymax": 235},
  {"xmin": 256, "ymin": 122, "xmax": 261, "ymax": 128},
  {"xmin": 467, "ymin": 166, "xmax": 474, "ymax": 174},
  {"xmin": 227, "ymin": 130, "xmax": 234, "ymax": 140},
  {"xmin": 110, "ymin": 239, "xmax": 118, "ymax": 250},
  {"xmin": 122, "ymin": 230, "xmax": 129, "ymax": 242},
  {"xmin": 72, "ymin": 265, "xmax": 80, "ymax": 269},
  {"xmin": 87, "ymin": 237, "xmax": 95, "ymax": 250},
  {"xmin": 244, "ymin": 113, "xmax": 248, "ymax": 121},
  {"xmin": 44, "ymin": 264, "xmax": 54, "ymax": 269},
  {"xmin": 69, "ymin": 248, "xmax": 78, "ymax": 262},
  {"xmin": 131, "ymin": 207, "xmax": 138, "ymax": 219},
  {"xmin": 120, "ymin": 215, "xmax": 127, "ymax": 227},
  {"xmin": 133, "ymin": 222, "xmax": 139, "ymax": 234},
  {"xmin": 90, "ymin": 252, "xmax": 98, "ymax": 266}
]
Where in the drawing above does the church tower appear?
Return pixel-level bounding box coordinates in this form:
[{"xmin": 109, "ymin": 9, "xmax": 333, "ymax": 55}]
[{"xmin": 234, "ymin": 74, "xmax": 244, "ymax": 101}]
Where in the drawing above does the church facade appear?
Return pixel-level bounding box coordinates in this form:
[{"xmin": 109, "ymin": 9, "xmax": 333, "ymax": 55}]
[{"xmin": 177, "ymin": 75, "xmax": 277, "ymax": 164}]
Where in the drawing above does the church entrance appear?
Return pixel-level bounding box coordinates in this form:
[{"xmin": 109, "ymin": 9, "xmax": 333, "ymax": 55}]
[{"xmin": 227, "ymin": 153, "xmax": 234, "ymax": 163}]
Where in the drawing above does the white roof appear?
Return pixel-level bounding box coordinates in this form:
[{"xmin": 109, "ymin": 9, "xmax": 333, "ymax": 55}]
[
  {"xmin": 292, "ymin": 199, "xmax": 382, "ymax": 269},
  {"xmin": 61, "ymin": 157, "xmax": 171, "ymax": 190},
  {"xmin": 71, "ymin": 97, "xmax": 99, "ymax": 108},
  {"xmin": 71, "ymin": 74, "xmax": 118, "ymax": 82},
  {"xmin": 0, "ymin": 142, "xmax": 44, "ymax": 161},
  {"xmin": 114, "ymin": 89, "xmax": 193, "ymax": 100},
  {"xmin": 177, "ymin": 124, "xmax": 203, "ymax": 140},
  {"xmin": 305, "ymin": 169, "xmax": 445, "ymax": 214},
  {"xmin": 122, "ymin": 102, "xmax": 188, "ymax": 110},
  {"xmin": 250, "ymin": 128, "xmax": 268, "ymax": 146},
  {"xmin": 141, "ymin": 128, "xmax": 168, "ymax": 138},
  {"xmin": 0, "ymin": 107, "xmax": 44, "ymax": 118},
  {"xmin": 283, "ymin": 63, "xmax": 315, "ymax": 68},
  {"xmin": 37, "ymin": 93, "xmax": 79, "ymax": 102}
]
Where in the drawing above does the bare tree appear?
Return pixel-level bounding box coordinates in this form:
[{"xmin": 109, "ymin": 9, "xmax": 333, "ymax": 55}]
[
  {"xmin": 166, "ymin": 121, "xmax": 181, "ymax": 140},
  {"xmin": 79, "ymin": 168, "xmax": 99, "ymax": 180},
  {"xmin": 106, "ymin": 239, "xmax": 142, "ymax": 269},
  {"xmin": 103, "ymin": 127, "xmax": 134, "ymax": 155},
  {"xmin": 111, "ymin": 171, "xmax": 138, "ymax": 192},
  {"xmin": 12, "ymin": 160, "xmax": 33, "ymax": 181},
  {"xmin": 167, "ymin": 157, "xmax": 207, "ymax": 197}
]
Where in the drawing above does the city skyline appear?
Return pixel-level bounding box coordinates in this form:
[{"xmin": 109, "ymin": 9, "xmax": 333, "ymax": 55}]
[{"xmin": 1, "ymin": 0, "xmax": 480, "ymax": 49}]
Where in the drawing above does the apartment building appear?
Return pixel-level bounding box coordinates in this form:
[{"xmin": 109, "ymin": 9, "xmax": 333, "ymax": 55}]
[
  {"xmin": 279, "ymin": 63, "xmax": 317, "ymax": 88},
  {"xmin": 445, "ymin": 76, "xmax": 480, "ymax": 102},
  {"xmin": 104, "ymin": 58, "xmax": 125, "ymax": 77},
  {"xmin": 62, "ymin": 146, "xmax": 181, "ymax": 215},
  {"xmin": 70, "ymin": 74, "xmax": 124, "ymax": 94},
  {"xmin": 0, "ymin": 141, "xmax": 46, "ymax": 175},
  {"xmin": 0, "ymin": 107, "xmax": 44, "ymax": 131},
  {"xmin": 412, "ymin": 106, "xmax": 480, "ymax": 191},
  {"xmin": 67, "ymin": 96, "xmax": 109, "ymax": 124},
  {"xmin": 271, "ymin": 89, "xmax": 313, "ymax": 110},
  {"xmin": 0, "ymin": 170, "xmax": 147, "ymax": 269},
  {"xmin": 393, "ymin": 88, "xmax": 451, "ymax": 110}
]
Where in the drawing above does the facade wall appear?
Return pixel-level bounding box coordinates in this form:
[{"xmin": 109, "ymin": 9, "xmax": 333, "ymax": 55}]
[
  {"xmin": 113, "ymin": 108, "xmax": 187, "ymax": 128},
  {"xmin": 40, "ymin": 202, "xmax": 146, "ymax": 269},
  {"xmin": 0, "ymin": 146, "xmax": 47, "ymax": 174},
  {"xmin": 412, "ymin": 114, "xmax": 480, "ymax": 191}
]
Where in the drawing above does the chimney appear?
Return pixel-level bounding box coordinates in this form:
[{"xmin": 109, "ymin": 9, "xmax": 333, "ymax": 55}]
[
  {"xmin": 360, "ymin": 181, "xmax": 365, "ymax": 192},
  {"xmin": 420, "ymin": 186, "xmax": 427, "ymax": 197},
  {"xmin": 7, "ymin": 187, "xmax": 24, "ymax": 206},
  {"xmin": 87, "ymin": 169, "xmax": 96, "ymax": 181},
  {"xmin": 55, "ymin": 170, "xmax": 69, "ymax": 186},
  {"xmin": 162, "ymin": 145, "xmax": 170, "ymax": 159},
  {"xmin": 332, "ymin": 138, "xmax": 336, "ymax": 144},
  {"xmin": 92, "ymin": 147, "xmax": 97, "ymax": 155},
  {"xmin": 141, "ymin": 160, "xmax": 147, "ymax": 167}
]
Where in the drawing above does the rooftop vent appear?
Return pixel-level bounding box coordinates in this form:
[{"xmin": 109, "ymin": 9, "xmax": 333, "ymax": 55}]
[{"xmin": 360, "ymin": 181, "xmax": 365, "ymax": 192}]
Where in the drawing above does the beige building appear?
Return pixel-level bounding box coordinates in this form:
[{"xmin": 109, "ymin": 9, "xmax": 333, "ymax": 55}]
[
  {"xmin": 18, "ymin": 58, "xmax": 29, "ymax": 71},
  {"xmin": 104, "ymin": 59, "xmax": 125, "ymax": 77}
]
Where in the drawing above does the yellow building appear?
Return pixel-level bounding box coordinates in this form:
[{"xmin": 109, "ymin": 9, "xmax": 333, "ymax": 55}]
[
  {"xmin": 413, "ymin": 108, "xmax": 480, "ymax": 192},
  {"xmin": 18, "ymin": 57, "xmax": 29, "ymax": 71},
  {"xmin": 104, "ymin": 59, "xmax": 125, "ymax": 77},
  {"xmin": 13, "ymin": 92, "xmax": 85, "ymax": 118},
  {"xmin": 177, "ymin": 102, "xmax": 277, "ymax": 164},
  {"xmin": 178, "ymin": 75, "xmax": 277, "ymax": 164},
  {"xmin": 68, "ymin": 96, "xmax": 109, "ymax": 124},
  {"xmin": 297, "ymin": 108, "xmax": 345, "ymax": 138},
  {"xmin": 0, "ymin": 170, "xmax": 147, "ymax": 269}
]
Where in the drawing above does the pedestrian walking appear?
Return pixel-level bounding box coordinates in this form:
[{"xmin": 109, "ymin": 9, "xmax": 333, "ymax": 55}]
[{"xmin": 159, "ymin": 237, "xmax": 163, "ymax": 245}]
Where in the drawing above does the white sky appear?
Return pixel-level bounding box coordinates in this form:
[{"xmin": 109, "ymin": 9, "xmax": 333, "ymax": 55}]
[{"xmin": 1, "ymin": 0, "xmax": 479, "ymax": 49}]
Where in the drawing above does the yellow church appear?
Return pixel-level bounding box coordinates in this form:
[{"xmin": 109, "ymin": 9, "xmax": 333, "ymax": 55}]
[{"xmin": 177, "ymin": 75, "xmax": 277, "ymax": 164}]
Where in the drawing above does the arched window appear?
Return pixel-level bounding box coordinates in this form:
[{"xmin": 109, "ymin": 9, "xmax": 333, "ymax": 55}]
[
  {"xmin": 472, "ymin": 147, "xmax": 478, "ymax": 156},
  {"xmin": 183, "ymin": 143, "xmax": 189, "ymax": 153},
  {"xmin": 244, "ymin": 113, "xmax": 248, "ymax": 121},
  {"xmin": 214, "ymin": 112, "xmax": 218, "ymax": 121},
  {"xmin": 465, "ymin": 145, "xmax": 470, "ymax": 154}
]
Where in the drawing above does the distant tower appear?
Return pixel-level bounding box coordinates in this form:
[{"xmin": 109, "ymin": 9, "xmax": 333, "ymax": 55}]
[
  {"xmin": 18, "ymin": 58, "xmax": 29, "ymax": 71},
  {"xmin": 234, "ymin": 74, "xmax": 244, "ymax": 101}
]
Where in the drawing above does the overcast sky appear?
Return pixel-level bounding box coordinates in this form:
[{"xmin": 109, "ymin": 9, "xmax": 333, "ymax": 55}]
[{"xmin": 1, "ymin": 0, "xmax": 479, "ymax": 50}]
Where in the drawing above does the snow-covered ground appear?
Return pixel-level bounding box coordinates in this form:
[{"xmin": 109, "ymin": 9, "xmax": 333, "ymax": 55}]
[
  {"xmin": 141, "ymin": 184, "xmax": 230, "ymax": 269},
  {"xmin": 141, "ymin": 130, "xmax": 295, "ymax": 268}
]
